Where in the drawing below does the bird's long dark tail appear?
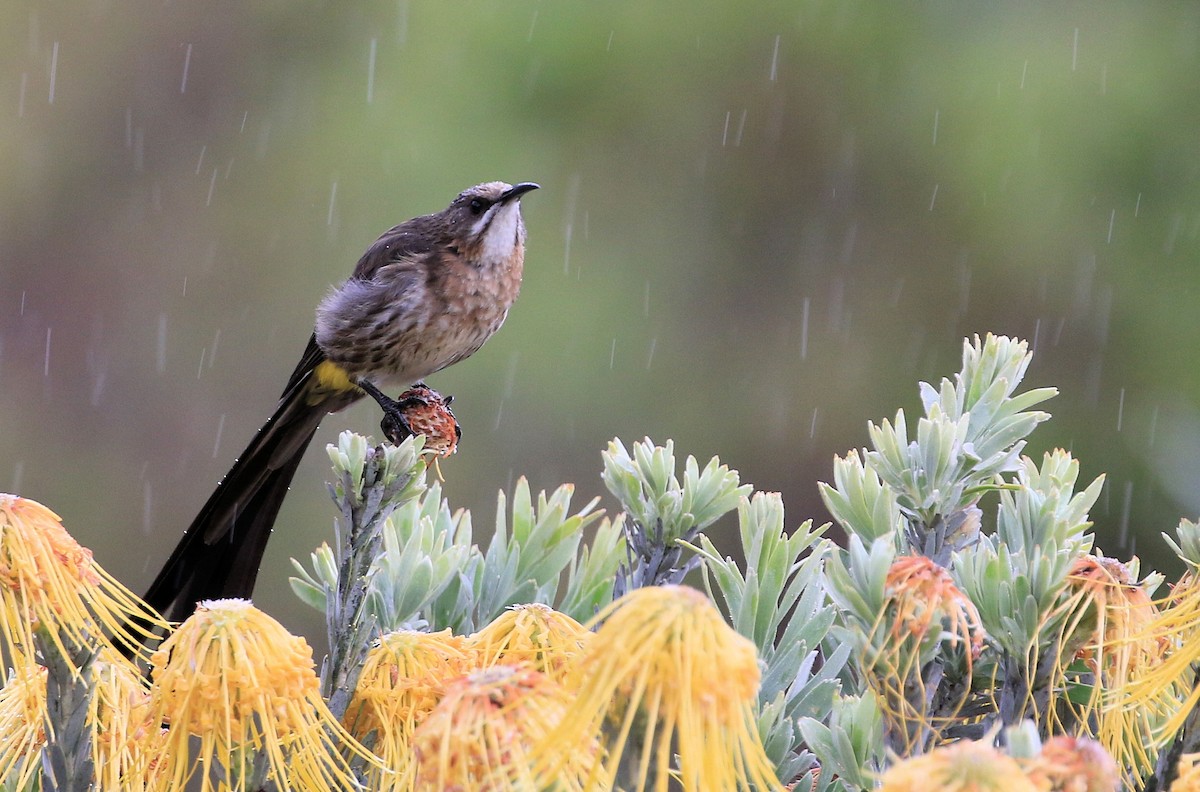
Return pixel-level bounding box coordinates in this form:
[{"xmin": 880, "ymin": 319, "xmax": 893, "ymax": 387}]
[{"xmin": 143, "ymin": 373, "xmax": 354, "ymax": 623}]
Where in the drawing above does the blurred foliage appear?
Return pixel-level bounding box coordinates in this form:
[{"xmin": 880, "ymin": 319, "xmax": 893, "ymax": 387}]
[{"xmin": 1, "ymin": 1, "xmax": 1199, "ymax": 642}]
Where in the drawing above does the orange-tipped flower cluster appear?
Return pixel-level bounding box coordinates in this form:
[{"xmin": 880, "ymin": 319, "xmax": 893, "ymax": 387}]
[
  {"xmin": 0, "ymin": 495, "xmax": 166, "ymax": 667},
  {"xmin": 881, "ymin": 736, "xmax": 1119, "ymax": 792},
  {"xmin": 409, "ymin": 664, "xmax": 590, "ymax": 791}
]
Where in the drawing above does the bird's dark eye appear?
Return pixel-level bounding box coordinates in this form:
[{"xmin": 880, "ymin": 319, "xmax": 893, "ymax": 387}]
[{"xmin": 468, "ymin": 197, "xmax": 486, "ymax": 216}]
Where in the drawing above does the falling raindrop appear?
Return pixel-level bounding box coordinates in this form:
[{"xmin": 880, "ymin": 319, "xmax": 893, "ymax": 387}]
[
  {"xmin": 932, "ymin": 109, "xmax": 939, "ymax": 146},
  {"xmin": 1106, "ymin": 209, "xmax": 1115, "ymax": 244},
  {"xmin": 1071, "ymin": 28, "xmax": 1079, "ymax": 72},
  {"xmin": 124, "ymin": 107, "xmax": 132, "ymax": 147},
  {"xmin": 18, "ymin": 73, "xmax": 27, "ymax": 117},
  {"xmin": 180, "ymin": 43, "xmax": 193, "ymax": 93},
  {"xmin": 19, "ymin": 291, "xmax": 26, "ymax": 315},
  {"xmin": 769, "ymin": 35, "xmax": 780, "ymax": 81},
  {"xmin": 206, "ymin": 167, "xmax": 217, "ymax": 206},
  {"xmin": 721, "ymin": 111, "xmax": 731, "ymax": 147},
  {"xmin": 527, "ymin": 9, "xmax": 538, "ymax": 42},
  {"xmin": 1134, "ymin": 192, "xmax": 1142, "ymax": 217},
  {"xmin": 929, "ymin": 183, "xmax": 939, "ymax": 211},
  {"xmin": 646, "ymin": 338, "xmax": 656, "ymax": 369},
  {"xmin": 209, "ymin": 328, "xmax": 221, "ymax": 369},
  {"xmin": 1116, "ymin": 387, "xmax": 1125, "ymax": 431},
  {"xmin": 240, "ymin": 110, "xmax": 248, "ymax": 133},
  {"xmin": 734, "ymin": 109, "xmax": 747, "ymax": 146},
  {"xmin": 196, "ymin": 348, "xmax": 206, "ymax": 379},
  {"xmin": 195, "ymin": 145, "xmax": 206, "ymax": 175},
  {"xmin": 1020, "ymin": 60, "xmax": 1028, "ymax": 89},
  {"xmin": 809, "ymin": 407, "xmax": 819, "ymax": 439},
  {"xmin": 212, "ymin": 413, "xmax": 225, "ymax": 458},
  {"xmin": 11, "ymin": 462, "xmax": 24, "ymax": 493},
  {"xmin": 1032, "ymin": 317, "xmax": 1041, "ymax": 354},
  {"xmin": 43, "ymin": 327, "xmax": 51, "ymax": 377},
  {"xmin": 609, "ymin": 338, "xmax": 616, "ymax": 369},
  {"xmin": 606, "ymin": 31, "xmax": 614, "ymax": 52},
  {"xmin": 327, "ymin": 181, "xmax": 338, "ymax": 226},
  {"xmin": 48, "ymin": 41, "xmax": 59, "ymax": 104}
]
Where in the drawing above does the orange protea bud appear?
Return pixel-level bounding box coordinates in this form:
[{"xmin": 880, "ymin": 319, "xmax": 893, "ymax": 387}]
[
  {"xmin": 469, "ymin": 603, "xmax": 590, "ymax": 686},
  {"xmin": 409, "ymin": 664, "xmax": 592, "ymax": 791},
  {"xmin": 0, "ymin": 495, "xmax": 167, "ymax": 667},
  {"xmin": 879, "ymin": 738, "xmax": 1038, "ymax": 792},
  {"xmin": 384, "ymin": 384, "xmax": 460, "ymax": 457},
  {"xmin": 883, "ymin": 555, "xmax": 984, "ymax": 660},
  {"xmin": 537, "ymin": 584, "xmax": 784, "ymax": 792},
  {"xmin": 1021, "ymin": 736, "xmax": 1119, "ymax": 792},
  {"xmin": 148, "ymin": 598, "xmax": 382, "ymax": 791},
  {"xmin": 865, "ymin": 555, "xmax": 984, "ymax": 752},
  {"xmin": 346, "ymin": 629, "xmax": 477, "ymax": 789}
]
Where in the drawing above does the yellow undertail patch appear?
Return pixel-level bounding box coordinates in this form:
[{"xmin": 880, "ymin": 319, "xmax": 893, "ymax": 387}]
[{"xmin": 313, "ymin": 360, "xmax": 357, "ymax": 393}]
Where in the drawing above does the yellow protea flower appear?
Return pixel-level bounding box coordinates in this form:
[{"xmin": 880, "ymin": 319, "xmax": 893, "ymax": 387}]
[
  {"xmin": 0, "ymin": 664, "xmax": 46, "ymax": 789},
  {"xmin": 865, "ymin": 555, "xmax": 984, "ymax": 752},
  {"xmin": 469, "ymin": 603, "xmax": 590, "ymax": 685},
  {"xmin": 1020, "ymin": 735, "xmax": 1119, "ymax": 792},
  {"xmin": 1049, "ymin": 555, "xmax": 1170, "ymax": 782},
  {"xmin": 0, "ymin": 495, "xmax": 167, "ymax": 666},
  {"xmin": 1173, "ymin": 752, "xmax": 1200, "ymax": 792},
  {"xmin": 148, "ymin": 598, "xmax": 381, "ymax": 791},
  {"xmin": 879, "ymin": 738, "xmax": 1038, "ymax": 792},
  {"xmin": 408, "ymin": 664, "xmax": 592, "ymax": 791},
  {"xmin": 346, "ymin": 628, "xmax": 477, "ymax": 789},
  {"xmin": 0, "ymin": 654, "xmax": 164, "ymax": 791},
  {"xmin": 537, "ymin": 584, "xmax": 784, "ymax": 792},
  {"xmin": 1120, "ymin": 565, "xmax": 1200, "ymax": 742}
]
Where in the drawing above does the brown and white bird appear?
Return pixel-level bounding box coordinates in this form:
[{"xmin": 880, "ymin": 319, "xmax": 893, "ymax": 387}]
[{"xmin": 144, "ymin": 181, "xmax": 538, "ymax": 622}]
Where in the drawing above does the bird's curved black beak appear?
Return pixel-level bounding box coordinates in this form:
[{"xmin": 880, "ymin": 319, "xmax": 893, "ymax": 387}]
[{"xmin": 499, "ymin": 182, "xmax": 540, "ymax": 203}]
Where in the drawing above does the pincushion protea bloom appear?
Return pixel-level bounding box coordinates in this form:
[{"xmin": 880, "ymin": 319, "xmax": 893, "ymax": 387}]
[
  {"xmin": 148, "ymin": 598, "xmax": 381, "ymax": 791},
  {"xmin": 0, "ymin": 495, "xmax": 167, "ymax": 667},
  {"xmin": 408, "ymin": 664, "xmax": 592, "ymax": 791},
  {"xmin": 879, "ymin": 738, "xmax": 1038, "ymax": 792},
  {"xmin": 0, "ymin": 664, "xmax": 46, "ymax": 789},
  {"xmin": 1051, "ymin": 555, "xmax": 1171, "ymax": 782},
  {"xmin": 346, "ymin": 629, "xmax": 477, "ymax": 789},
  {"xmin": 469, "ymin": 603, "xmax": 590, "ymax": 685},
  {"xmin": 536, "ymin": 584, "xmax": 784, "ymax": 792},
  {"xmin": 867, "ymin": 555, "xmax": 984, "ymax": 751},
  {"xmin": 0, "ymin": 654, "xmax": 164, "ymax": 791}
]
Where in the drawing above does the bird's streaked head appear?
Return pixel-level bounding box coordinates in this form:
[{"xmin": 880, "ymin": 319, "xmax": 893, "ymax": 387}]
[{"xmin": 445, "ymin": 181, "xmax": 539, "ymax": 264}]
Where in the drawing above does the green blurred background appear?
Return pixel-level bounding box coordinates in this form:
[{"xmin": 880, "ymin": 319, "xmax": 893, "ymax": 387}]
[{"xmin": 2, "ymin": 2, "xmax": 1198, "ymax": 642}]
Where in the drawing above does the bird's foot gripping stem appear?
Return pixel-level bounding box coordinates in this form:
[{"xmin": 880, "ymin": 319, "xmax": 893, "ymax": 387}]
[{"xmin": 355, "ymin": 379, "xmax": 462, "ymax": 455}]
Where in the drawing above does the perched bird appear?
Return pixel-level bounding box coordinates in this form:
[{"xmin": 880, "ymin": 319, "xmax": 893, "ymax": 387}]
[{"xmin": 144, "ymin": 181, "xmax": 538, "ymax": 622}]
